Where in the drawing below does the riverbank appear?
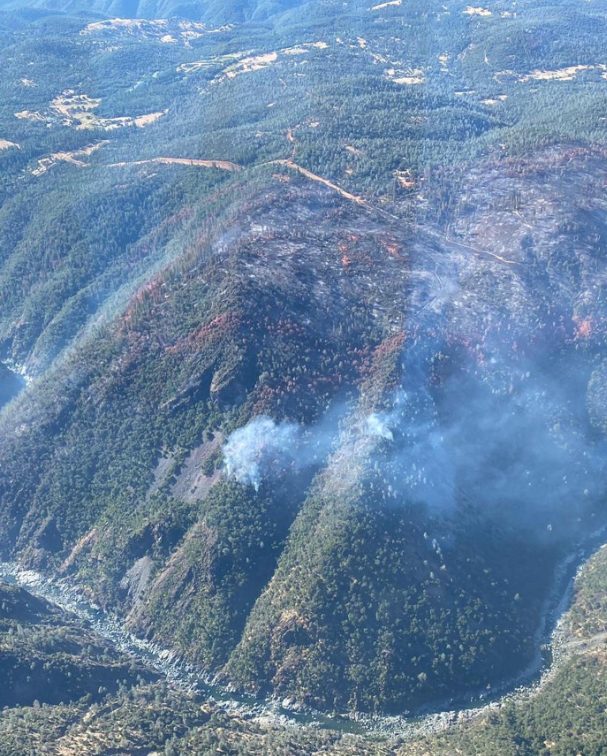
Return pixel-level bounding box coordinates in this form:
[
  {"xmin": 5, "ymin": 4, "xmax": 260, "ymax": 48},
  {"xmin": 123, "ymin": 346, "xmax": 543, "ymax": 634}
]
[
  {"xmin": 1, "ymin": 528, "xmax": 605, "ymax": 741},
  {"xmin": 0, "ymin": 362, "xmax": 26, "ymax": 409}
]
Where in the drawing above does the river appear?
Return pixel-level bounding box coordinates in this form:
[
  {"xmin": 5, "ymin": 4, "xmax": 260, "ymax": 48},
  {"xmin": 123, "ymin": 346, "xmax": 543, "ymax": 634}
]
[
  {"xmin": 1, "ymin": 525, "xmax": 606, "ymax": 740},
  {"xmin": 0, "ymin": 362, "xmax": 26, "ymax": 410}
]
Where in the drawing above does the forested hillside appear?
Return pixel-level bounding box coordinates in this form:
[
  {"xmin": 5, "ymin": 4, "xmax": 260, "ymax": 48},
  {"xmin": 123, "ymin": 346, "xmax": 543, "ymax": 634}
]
[
  {"xmin": 1, "ymin": 0, "xmax": 607, "ymax": 723},
  {"xmin": 0, "ymin": 579, "xmax": 156, "ymax": 708},
  {"xmin": 2, "ymin": 513, "xmax": 607, "ymax": 754}
]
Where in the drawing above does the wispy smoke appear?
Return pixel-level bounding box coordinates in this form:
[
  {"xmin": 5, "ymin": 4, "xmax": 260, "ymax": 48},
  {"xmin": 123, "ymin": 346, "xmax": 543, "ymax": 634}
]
[
  {"xmin": 366, "ymin": 333, "xmax": 607, "ymax": 532},
  {"xmin": 366, "ymin": 387, "xmax": 457, "ymax": 515},
  {"xmin": 223, "ymin": 325, "xmax": 606, "ymax": 538}
]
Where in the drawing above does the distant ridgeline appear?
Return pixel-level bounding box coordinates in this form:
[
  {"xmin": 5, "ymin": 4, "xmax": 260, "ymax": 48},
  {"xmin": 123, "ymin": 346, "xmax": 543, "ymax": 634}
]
[
  {"xmin": 0, "ymin": 0, "xmax": 607, "ymax": 714},
  {"xmin": 0, "ymin": 0, "xmax": 304, "ymax": 22}
]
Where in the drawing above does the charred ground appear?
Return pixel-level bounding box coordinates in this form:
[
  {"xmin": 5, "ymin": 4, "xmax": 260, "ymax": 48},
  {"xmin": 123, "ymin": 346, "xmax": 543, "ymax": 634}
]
[{"xmin": 0, "ymin": 144, "xmax": 605, "ymax": 712}]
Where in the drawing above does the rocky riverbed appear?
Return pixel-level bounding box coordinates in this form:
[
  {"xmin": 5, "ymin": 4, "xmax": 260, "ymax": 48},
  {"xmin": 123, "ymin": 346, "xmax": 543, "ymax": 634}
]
[{"xmin": 1, "ymin": 524, "xmax": 606, "ymax": 740}]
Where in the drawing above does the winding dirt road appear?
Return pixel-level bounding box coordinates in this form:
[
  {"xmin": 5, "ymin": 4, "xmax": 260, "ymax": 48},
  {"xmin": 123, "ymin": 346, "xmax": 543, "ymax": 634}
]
[{"xmin": 107, "ymin": 157, "xmax": 242, "ymax": 171}]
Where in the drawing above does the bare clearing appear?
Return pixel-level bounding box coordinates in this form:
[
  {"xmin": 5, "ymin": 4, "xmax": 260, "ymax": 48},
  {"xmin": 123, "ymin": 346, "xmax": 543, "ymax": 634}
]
[
  {"xmin": 46, "ymin": 92, "xmax": 168, "ymax": 131},
  {"xmin": 14, "ymin": 110, "xmax": 45, "ymax": 122},
  {"xmin": 282, "ymin": 45, "xmax": 309, "ymax": 55},
  {"xmin": 464, "ymin": 6, "xmax": 492, "ymax": 15},
  {"xmin": 208, "ymin": 42, "xmax": 328, "ymax": 82},
  {"xmin": 108, "ymin": 157, "xmax": 242, "ymax": 171},
  {"xmin": 178, "ymin": 51, "xmax": 245, "ymax": 74},
  {"xmin": 225, "ymin": 52, "xmax": 278, "ymax": 78},
  {"xmin": 370, "ymin": 0, "xmax": 402, "ymax": 9},
  {"xmin": 386, "ymin": 67, "xmax": 425, "ymax": 85},
  {"xmin": 522, "ymin": 64, "xmax": 592, "ymax": 81},
  {"xmin": 132, "ymin": 112, "xmax": 166, "ymax": 127},
  {"xmin": 83, "ymin": 17, "xmax": 177, "ymax": 34},
  {"xmin": 0, "ymin": 139, "xmax": 19, "ymax": 151},
  {"xmin": 395, "ymin": 169, "xmax": 415, "ymax": 188},
  {"xmin": 31, "ymin": 141, "xmax": 108, "ymax": 176},
  {"xmin": 81, "ymin": 17, "xmax": 228, "ymax": 46},
  {"xmin": 54, "ymin": 92, "xmax": 167, "ymax": 129},
  {"xmin": 496, "ymin": 65, "xmax": 598, "ymax": 83}
]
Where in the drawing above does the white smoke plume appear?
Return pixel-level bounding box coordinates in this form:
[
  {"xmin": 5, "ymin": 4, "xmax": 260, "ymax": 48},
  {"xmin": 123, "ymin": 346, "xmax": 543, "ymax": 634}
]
[
  {"xmin": 223, "ymin": 416, "xmax": 301, "ymax": 490},
  {"xmin": 223, "ymin": 404, "xmax": 347, "ymax": 490},
  {"xmin": 223, "ymin": 330, "xmax": 607, "ymax": 537},
  {"xmin": 366, "ymin": 413, "xmax": 395, "ymax": 441}
]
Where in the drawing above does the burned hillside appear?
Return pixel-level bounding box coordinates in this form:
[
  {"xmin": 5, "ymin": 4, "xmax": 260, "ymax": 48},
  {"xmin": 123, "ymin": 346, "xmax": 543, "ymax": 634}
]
[{"xmin": 0, "ymin": 143, "xmax": 605, "ymax": 712}]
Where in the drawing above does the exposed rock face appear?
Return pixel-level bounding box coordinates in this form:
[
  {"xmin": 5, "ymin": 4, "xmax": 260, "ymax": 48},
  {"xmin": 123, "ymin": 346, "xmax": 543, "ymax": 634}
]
[
  {"xmin": 120, "ymin": 554, "xmax": 154, "ymax": 606},
  {"xmin": 170, "ymin": 437, "xmax": 223, "ymax": 504}
]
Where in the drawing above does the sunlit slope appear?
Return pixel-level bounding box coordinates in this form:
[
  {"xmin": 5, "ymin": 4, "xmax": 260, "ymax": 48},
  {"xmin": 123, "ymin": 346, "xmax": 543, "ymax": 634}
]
[
  {"xmin": 395, "ymin": 546, "xmax": 607, "ymax": 756},
  {"xmin": 2, "ymin": 0, "xmax": 607, "ymax": 376},
  {"xmin": 1, "ymin": 0, "xmax": 607, "ymax": 716},
  {"xmin": 0, "ymin": 144, "xmax": 606, "ymax": 711}
]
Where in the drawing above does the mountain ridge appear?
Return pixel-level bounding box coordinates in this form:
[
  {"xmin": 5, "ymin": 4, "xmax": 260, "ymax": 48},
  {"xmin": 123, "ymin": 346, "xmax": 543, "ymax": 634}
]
[{"xmin": 1, "ymin": 0, "xmax": 607, "ymax": 720}]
